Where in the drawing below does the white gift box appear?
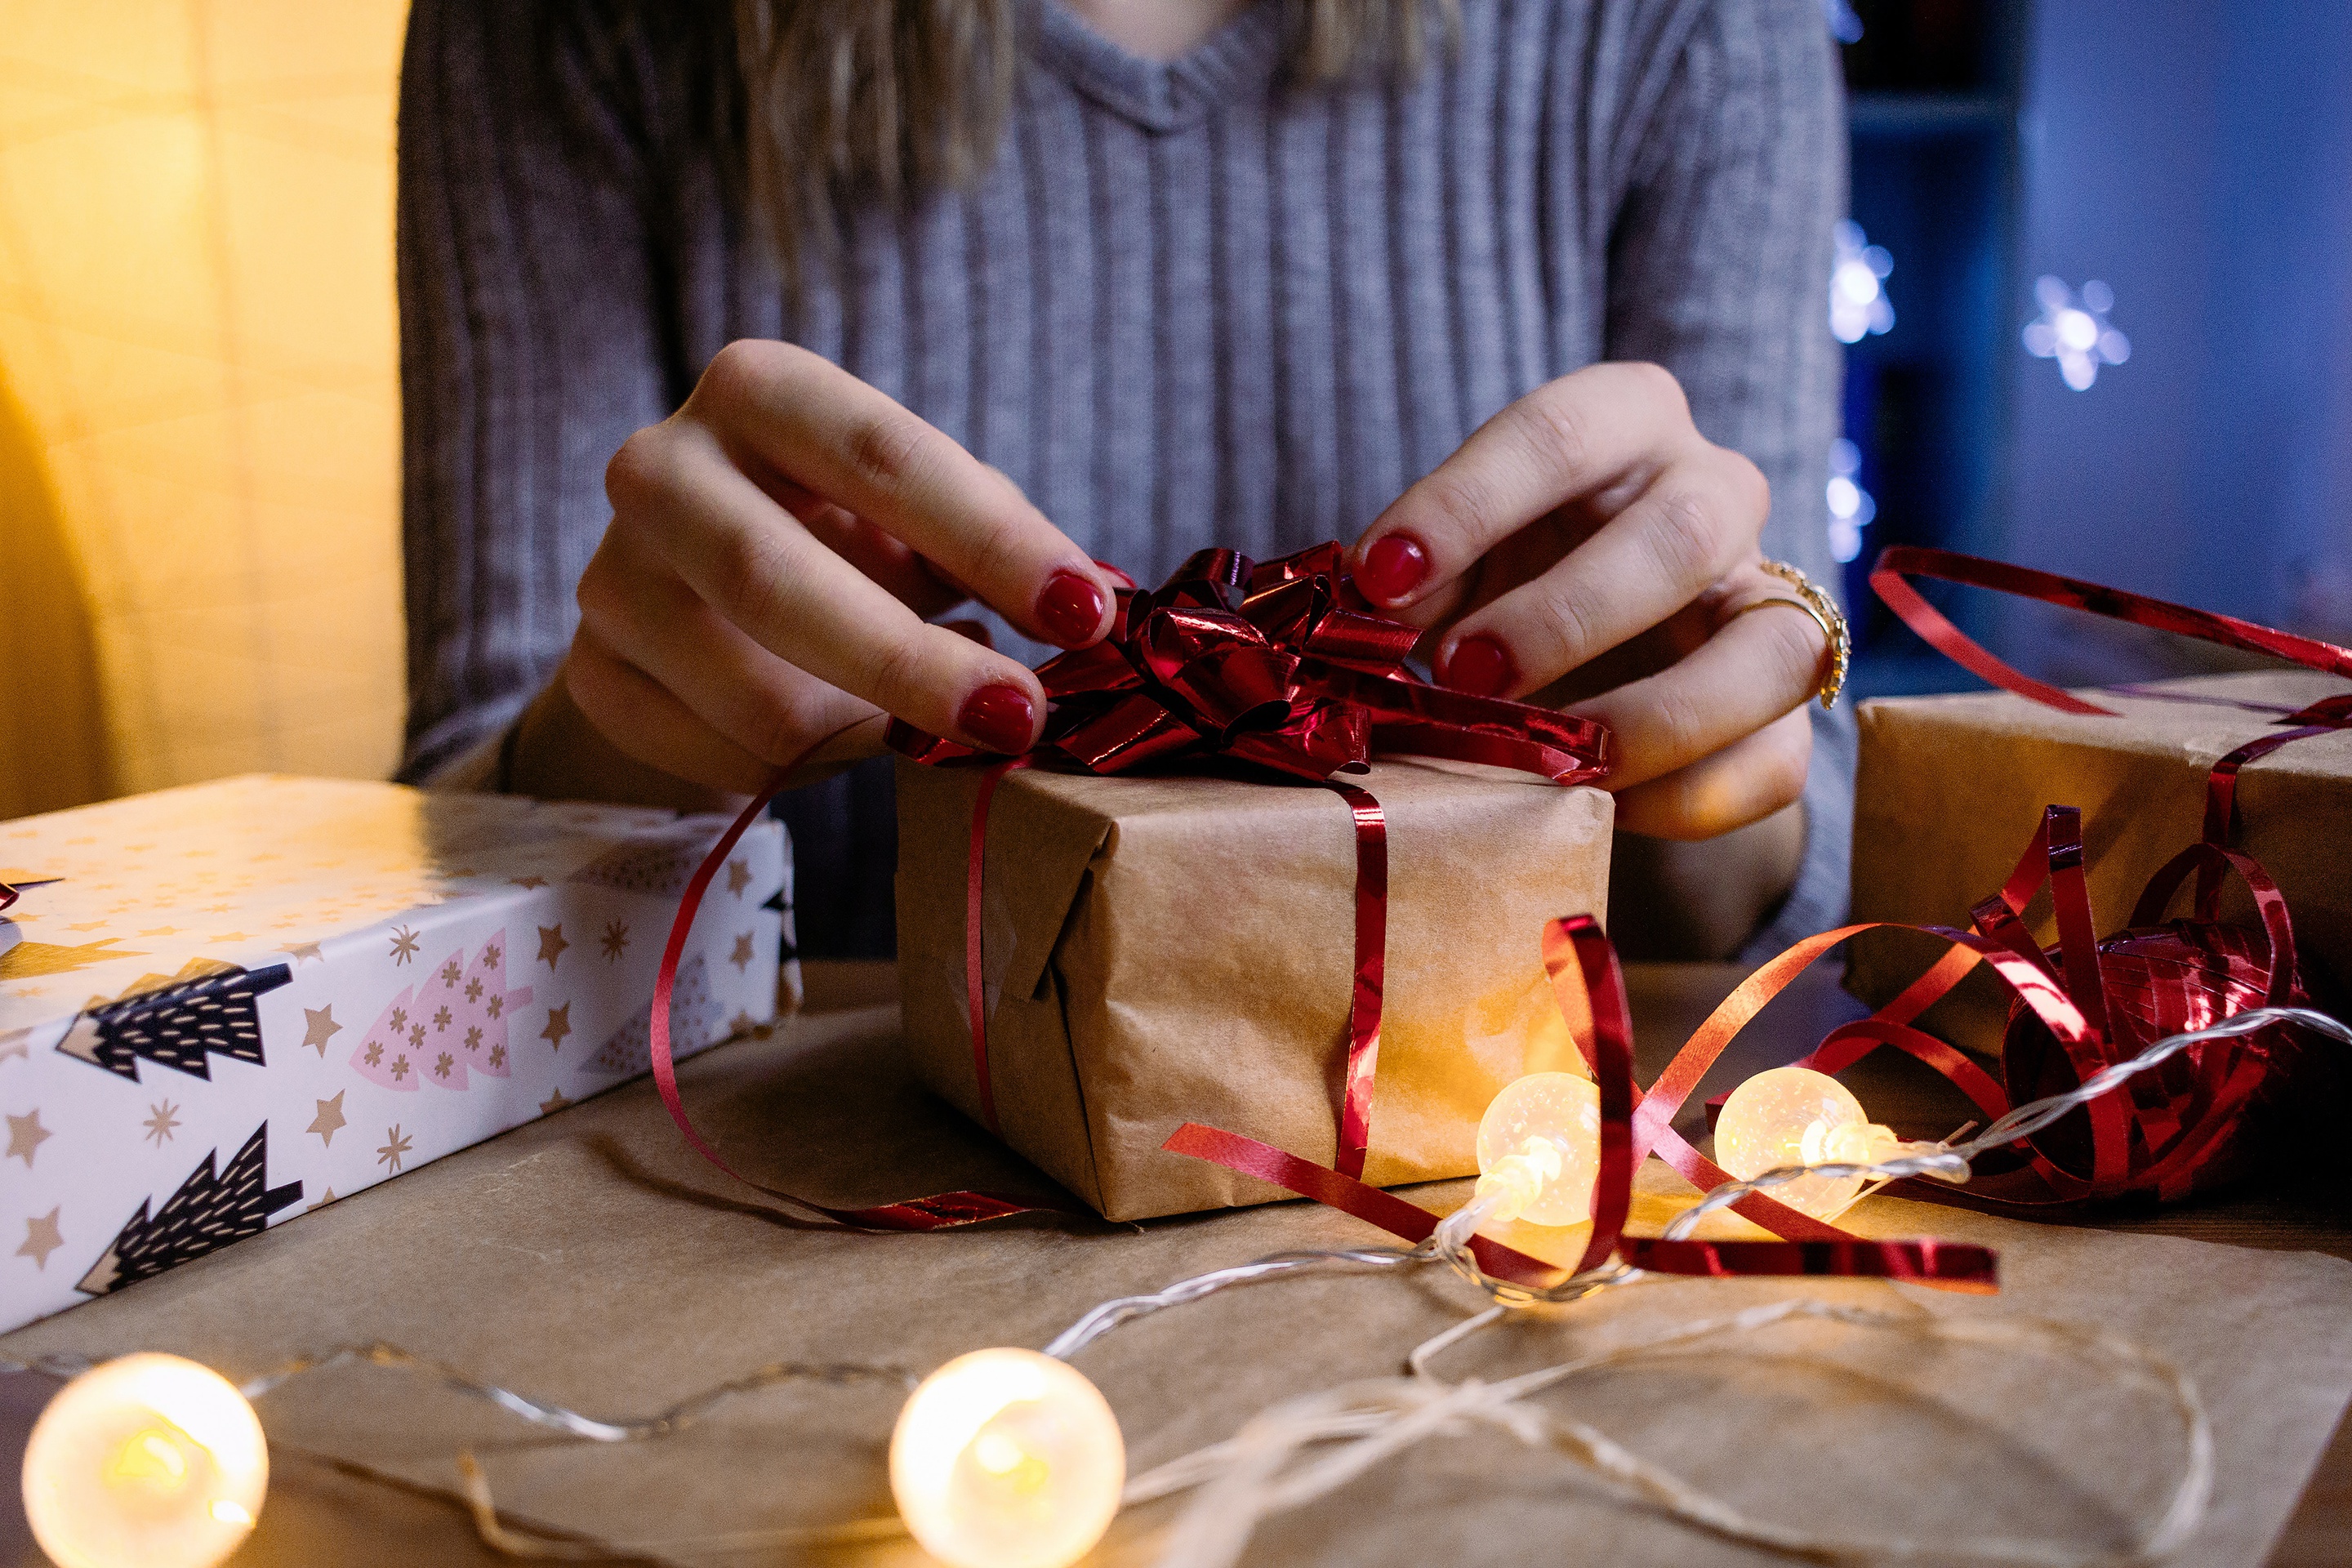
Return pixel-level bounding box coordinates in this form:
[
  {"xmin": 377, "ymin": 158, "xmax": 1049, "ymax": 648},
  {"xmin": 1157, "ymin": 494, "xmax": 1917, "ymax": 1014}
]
[{"xmin": 0, "ymin": 776, "xmax": 795, "ymax": 1334}]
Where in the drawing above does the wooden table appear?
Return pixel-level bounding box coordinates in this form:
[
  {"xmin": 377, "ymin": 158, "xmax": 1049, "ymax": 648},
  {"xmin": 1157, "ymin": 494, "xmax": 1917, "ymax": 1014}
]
[{"xmin": 2, "ymin": 960, "xmax": 2345, "ymax": 1566}]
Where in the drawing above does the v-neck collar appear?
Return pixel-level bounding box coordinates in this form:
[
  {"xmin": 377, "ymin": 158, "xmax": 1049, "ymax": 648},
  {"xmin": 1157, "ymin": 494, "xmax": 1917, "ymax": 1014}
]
[{"xmin": 1023, "ymin": 0, "xmax": 1287, "ymax": 132}]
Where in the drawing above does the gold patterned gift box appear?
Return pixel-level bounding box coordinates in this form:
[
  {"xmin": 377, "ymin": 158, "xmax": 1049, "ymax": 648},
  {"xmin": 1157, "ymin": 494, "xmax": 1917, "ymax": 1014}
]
[{"xmin": 0, "ymin": 776, "xmax": 794, "ymax": 1334}]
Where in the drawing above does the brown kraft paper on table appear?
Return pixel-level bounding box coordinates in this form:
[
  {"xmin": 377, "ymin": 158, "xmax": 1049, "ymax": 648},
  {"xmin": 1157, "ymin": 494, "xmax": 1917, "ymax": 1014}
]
[
  {"xmin": 3, "ymin": 982, "xmax": 2348, "ymax": 1568},
  {"xmin": 1848, "ymin": 670, "xmax": 2352, "ymax": 1037},
  {"xmin": 894, "ymin": 755, "xmax": 1615, "ymax": 1221}
]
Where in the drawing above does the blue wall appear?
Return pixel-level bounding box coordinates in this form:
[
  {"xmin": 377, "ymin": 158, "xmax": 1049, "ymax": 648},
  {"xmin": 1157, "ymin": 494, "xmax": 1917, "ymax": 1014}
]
[{"xmin": 2004, "ymin": 0, "xmax": 2352, "ymax": 655}]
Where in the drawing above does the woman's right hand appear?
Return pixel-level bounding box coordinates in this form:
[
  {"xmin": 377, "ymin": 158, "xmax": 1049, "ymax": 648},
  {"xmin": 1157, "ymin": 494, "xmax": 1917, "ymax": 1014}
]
[{"xmin": 555, "ymin": 340, "xmax": 1120, "ymax": 796}]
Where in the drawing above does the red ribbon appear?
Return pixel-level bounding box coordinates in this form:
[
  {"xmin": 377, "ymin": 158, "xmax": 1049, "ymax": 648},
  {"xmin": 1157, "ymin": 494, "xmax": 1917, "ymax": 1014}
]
[
  {"xmin": 648, "ymin": 762, "xmax": 1057, "ymax": 1232},
  {"xmin": 1854, "ymin": 547, "xmax": 2350, "ymax": 1207},
  {"xmin": 889, "ymin": 543, "xmax": 1610, "ymax": 786},
  {"xmin": 1166, "ymin": 915, "xmax": 1999, "ymax": 1293}
]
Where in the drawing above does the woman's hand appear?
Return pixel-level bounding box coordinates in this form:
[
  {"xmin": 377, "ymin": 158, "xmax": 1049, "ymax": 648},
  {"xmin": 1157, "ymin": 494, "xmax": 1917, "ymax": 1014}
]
[
  {"xmin": 548, "ymin": 341, "xmax": 1121, "ymax": 799},
  {"xmin": 1349, "ymin": 362, "xmax": 1827, "ymax": 842}
]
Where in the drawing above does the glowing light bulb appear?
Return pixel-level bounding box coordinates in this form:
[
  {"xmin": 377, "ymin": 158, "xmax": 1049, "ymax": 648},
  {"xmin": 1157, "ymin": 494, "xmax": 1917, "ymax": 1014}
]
[
  {"xmin": 1714, "ymin": 1066, "xmax": 1942, "ymax": 1222},
  {"xmin": 1473, "ymin": 1071, "xmax": 1601, "ymax": 1227},
  {"xmin": 890, "ymin": 1348, "xmax": 1124, "ymax": 1568},
  {"xmin": 21, "ymin": 1352, "xmax": 268, "ymax": 1568}
]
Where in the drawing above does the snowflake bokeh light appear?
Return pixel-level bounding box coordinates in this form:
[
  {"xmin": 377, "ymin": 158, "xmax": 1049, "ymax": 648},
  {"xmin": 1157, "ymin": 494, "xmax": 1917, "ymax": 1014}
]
[
  {"xmin": 2023, "ymin": 275, "xmax": 2131, "ymax": 390},
  {"xmin": 1825, "ymin": 438, "xmax": 1876, "ymax": 564},
  {"xmin": 1830, "ymin": 220, "xmax": 1894, "ymax": 345}
]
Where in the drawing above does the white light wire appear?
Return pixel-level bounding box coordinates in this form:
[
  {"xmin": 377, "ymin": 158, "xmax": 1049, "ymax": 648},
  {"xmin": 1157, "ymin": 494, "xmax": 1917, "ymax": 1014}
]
[
  {"xmin": 1125, "ymin": 1296, "xmax": 2215, "ymax": 1568},
  {"xmin": 1664, "ymin": 1005, "xmax": 2352, "ymax": 1242}
]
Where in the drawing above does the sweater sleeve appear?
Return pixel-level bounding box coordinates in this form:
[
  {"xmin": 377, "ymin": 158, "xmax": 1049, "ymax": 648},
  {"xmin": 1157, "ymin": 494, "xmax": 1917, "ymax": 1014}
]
[
  {"xmin": 1601, "ymin": 0, "xmax": 1855, "ymax": 955},
  {"xmin": 394, "ymin": 0, "xmax": 685, "ymax": 782}
]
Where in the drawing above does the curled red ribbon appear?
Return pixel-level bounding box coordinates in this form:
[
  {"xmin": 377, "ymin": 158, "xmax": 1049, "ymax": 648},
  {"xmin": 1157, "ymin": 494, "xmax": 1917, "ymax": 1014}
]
[
  {"xmin": 1167, "ymin": 915, "xmax": 1999, "ymax": 1293},
  {"xmin": 1859, "ymin": 546, "xmax": 2349, "ymax": 1206}
]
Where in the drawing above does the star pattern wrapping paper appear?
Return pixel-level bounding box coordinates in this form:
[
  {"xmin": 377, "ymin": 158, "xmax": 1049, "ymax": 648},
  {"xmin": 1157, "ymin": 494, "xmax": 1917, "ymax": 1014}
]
[{"xmin": 0, "ymin": 775, "xmax": 795, "ymax": 1334}]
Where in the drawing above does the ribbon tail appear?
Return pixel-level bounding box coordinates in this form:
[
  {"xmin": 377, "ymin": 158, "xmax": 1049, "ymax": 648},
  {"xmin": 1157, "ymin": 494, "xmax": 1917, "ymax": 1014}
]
[
  {"xmin": 651, "ymin": 766, "xmax": 1066, "ymax": 1232},
  {"xmin": 1325, "ymin": 782, "xmax": 1387, "ymax": 1180},
  {"xmin": 1161, "ymin": 1122, "xmax": 1564, "ymax": 1288}
]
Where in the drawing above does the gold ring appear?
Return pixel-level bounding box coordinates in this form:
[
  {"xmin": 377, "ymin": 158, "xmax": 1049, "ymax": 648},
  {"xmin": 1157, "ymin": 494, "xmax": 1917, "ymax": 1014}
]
[{"xmin": 1730, "ymin": 559, "xmax": 1850, "ymax": 710}]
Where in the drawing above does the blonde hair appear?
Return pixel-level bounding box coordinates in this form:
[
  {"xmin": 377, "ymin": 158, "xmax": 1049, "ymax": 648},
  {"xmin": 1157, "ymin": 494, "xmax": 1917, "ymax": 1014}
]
[{"xmin": 733, "ymin": 1, "xmax": 1454, "ymax": 277}]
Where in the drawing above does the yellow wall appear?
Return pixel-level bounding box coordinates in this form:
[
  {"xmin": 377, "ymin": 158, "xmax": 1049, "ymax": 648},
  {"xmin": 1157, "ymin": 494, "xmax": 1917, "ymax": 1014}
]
[{"xmin": 0, "ymin": 1, "xmax": 410, "ymax": 822}]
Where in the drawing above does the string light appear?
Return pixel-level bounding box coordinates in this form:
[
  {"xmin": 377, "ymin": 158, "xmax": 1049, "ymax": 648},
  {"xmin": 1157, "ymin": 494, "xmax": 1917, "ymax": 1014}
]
[
  {"xmin": 1713, "ymin": 1065, "xmax": 1950, "ymax": 1222},
  {"xmin": 20, "ymin": 1352, "xmax": 268, "ymax": 1568},
  {"xmin": 889, "ymin": 1348, "xmax": 1125, "ymax": 1568},
  {"xmin": 1471, "ymin": 1071, "xmax": 1601, "ymax": 1227}
]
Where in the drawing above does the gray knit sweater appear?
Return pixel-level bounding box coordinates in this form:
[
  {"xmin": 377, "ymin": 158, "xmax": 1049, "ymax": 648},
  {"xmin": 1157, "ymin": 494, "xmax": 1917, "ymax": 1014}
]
[{"xmin": 396, "ymin": 0, "xmax": 1852, "ymax": 958}]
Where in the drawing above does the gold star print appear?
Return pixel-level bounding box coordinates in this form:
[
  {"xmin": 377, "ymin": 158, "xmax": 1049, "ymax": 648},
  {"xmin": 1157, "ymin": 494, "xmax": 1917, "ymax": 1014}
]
[
  {"xmin": 433, "ymin": 1005, "xmax": 452, "ymax": 1032},
  {"xmin": 141, "ymin": 1100, "xmax": 180, "ymax": 1146},
  {"xmin": 541, "ymin": 1003, "xmax": 572, "ymax": 1052},
  {"xmin": 7, "ymin": 1110, "xmax": 51, "ymax": 1168},
  {"xmin": 309, "ymin": 1091, "xmax": 347, "ymax": 1147},
  {"xmin": 302, "ymin": 1005, "xmax": 342, "ymax": 1055},
  {"xmin": 283, "ymin": 941, "xmax": 324, "ymax": 964},
  {"xmin": 17, "ymin": 1209, "xmax": 62, "ymax": 1270},
  {"xmin": 537, "ymin": 924, "xmax": 567, "ymax": 969},
  {"xmin": 389, "ymin": 926, "xmax": 421, "ymax": 964},
  {"xmin": 724, "ymin": 858, "xmax": 752, "ymax": 897},
  {"xmin": 539, "ymin": 1089, "xmax": 572, "ymax": 1116},
  {"xmin": 138, "ymin": 926, "xmax": 180, "ymax": 938},
  {"xmin": 486, "ymin": 996, "xmax": 503, "ymax": 1019},
  {"xmin": 481, "ymin": 942, "xmax": 501, "ymax": 968},
  {"xmin": 377, "ymin": 1125, "xmax": 413, "ymax": 1172},
  {"xmin": 729, "ymin": 933, "xmax": 755, "ymax": 973},
  {"xmin": 206, "ymin": 933, "xmax": 252, "ymax": 944},
  {"xmin": 306, "ymin": 1188, "xmax": 337, "ymax": 1213},
  {"xmin": 66, "ymin": 920, "xmax": 107, "ymax": 933},
  {"xmin": 599, "ymin": 920, "xmax": 630, "ymax": 962}
]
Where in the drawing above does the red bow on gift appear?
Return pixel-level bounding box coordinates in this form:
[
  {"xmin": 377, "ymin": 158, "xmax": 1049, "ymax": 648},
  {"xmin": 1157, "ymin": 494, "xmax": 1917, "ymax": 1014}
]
[
  {"xmin": 888, "ymin": 543, "xmax": 1610, "ymax": 786},
  {"xmin": 648, "ymin": 543, "xmax": 1613, "ymax": 1227}
]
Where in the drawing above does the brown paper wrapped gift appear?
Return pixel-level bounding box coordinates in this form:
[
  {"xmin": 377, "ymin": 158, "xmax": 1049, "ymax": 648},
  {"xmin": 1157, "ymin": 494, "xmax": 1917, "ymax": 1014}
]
[
  {"xmin": 1849, "ymin": 670, "xmax": 2352, "ymax": 1019},
  {"xmin": 895, "ymin": 756, "xmax": 1613, "ymax": 1220}
]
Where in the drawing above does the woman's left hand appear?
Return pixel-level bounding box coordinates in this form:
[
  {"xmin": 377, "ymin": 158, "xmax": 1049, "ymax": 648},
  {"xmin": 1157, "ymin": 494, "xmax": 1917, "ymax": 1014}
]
[{"xmin": 1348, "ymin": 361, "xmax": 1829, "ymax": 841}]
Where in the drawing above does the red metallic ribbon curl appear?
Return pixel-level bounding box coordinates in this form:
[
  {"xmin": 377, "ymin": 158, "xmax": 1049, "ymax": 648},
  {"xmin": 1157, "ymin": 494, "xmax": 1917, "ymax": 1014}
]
[
  {"xmin": 1855, "ymin": 547, "xmax": 2350, "ymax": 1208},
  {"xmin": 1167, "ymin": 915, "xmax": 1999, "ymax": 1293}
]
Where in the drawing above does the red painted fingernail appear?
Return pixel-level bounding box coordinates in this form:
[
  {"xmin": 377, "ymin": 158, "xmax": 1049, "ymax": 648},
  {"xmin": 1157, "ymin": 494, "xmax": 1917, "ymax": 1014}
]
[
  {"xmin": 1354, "ymin": 533, "xmax": 1431, "ymax": 604},
  {"xmin": 1442, "ymin": 635, "xmax": 1517, "ymax": 697},
  {"xmin": 957, "ymin": 684, "xmax": 1036, "ymax": 753},
  {"xmin": 1036, "ymin": 569, "xmax": 1107, "ymax": 645}
]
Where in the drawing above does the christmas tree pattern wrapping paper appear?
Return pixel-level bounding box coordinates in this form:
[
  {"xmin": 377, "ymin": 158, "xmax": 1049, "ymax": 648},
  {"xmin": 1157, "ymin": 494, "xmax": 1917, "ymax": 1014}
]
[{"xmin": 0, "ymin": 775, "xmax": 795, "ymax": 1334}]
